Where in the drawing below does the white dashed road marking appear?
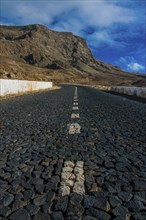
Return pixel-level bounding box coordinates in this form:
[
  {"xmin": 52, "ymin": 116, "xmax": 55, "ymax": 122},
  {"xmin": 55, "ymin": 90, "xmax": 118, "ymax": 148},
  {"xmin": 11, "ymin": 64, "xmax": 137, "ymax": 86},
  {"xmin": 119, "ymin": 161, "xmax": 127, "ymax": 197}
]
[
  {"xmin": 74, "ymin": 86, "xmax": 78, "ymax": 99},
  {"xmin": 73, "ymin": 106, "xmax": 79, "ymax": 110},
  {"xmin": 71, "ymin": 113, "xmax": 80, "ymax": 119},
  {"xmin": 68, "ymin": 123, "xmax": 81, "ymax": 134},
  {"xmin": 68, "ymin": 86, "xmax": 81, "ymax": 134},
  {"xmin": 59, "ymin": 161, "xmax": 85, "ymax": 196}
]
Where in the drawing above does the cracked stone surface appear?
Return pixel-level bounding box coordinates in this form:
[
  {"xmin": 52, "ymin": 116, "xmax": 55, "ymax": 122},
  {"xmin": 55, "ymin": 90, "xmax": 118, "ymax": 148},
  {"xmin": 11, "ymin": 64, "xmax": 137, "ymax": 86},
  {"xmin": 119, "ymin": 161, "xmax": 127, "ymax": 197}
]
[{"xmin": 0, "ymin": 85, "xmax": 146, "ymax": 219}]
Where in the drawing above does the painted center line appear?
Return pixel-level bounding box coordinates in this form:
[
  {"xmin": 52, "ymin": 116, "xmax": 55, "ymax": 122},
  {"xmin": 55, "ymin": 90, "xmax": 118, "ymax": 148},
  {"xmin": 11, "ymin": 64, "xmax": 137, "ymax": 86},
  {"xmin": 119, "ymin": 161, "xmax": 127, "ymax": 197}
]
[
  {"xmin": 59, "ymin": 160, "xmax": 85, "ymax": 196},
  {"xmin": 68, "ymin": 123, "xmax": 81, "ymax": 134},
  {"xmin": 71, "ymin": 113, "xmax": 80, "ymax": 119},
  {"xmin": 74, "ymin": 88, "xmax": 78, "ymax": 100},
  {"xmin": 68, "ymin": 86, "xmax": 81, "ymax": 134},
  {"xmin": 73, "ymin": 106, "xmax": 79, "ymax": 110}
]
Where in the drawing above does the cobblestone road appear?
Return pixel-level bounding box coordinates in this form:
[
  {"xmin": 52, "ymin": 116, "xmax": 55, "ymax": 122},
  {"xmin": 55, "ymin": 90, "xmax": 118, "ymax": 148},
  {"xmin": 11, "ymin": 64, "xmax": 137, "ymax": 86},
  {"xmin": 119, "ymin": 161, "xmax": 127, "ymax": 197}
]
[{"xmin": 0, "ymin": 85, "xmax": 146, "ymax": 220}]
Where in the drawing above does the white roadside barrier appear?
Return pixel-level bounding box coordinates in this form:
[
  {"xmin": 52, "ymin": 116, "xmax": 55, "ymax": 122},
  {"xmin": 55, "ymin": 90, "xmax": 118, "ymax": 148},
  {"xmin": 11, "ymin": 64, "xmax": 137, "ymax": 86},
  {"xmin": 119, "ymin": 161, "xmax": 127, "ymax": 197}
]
[
  {"xmin": 111, "ymin": 86, "xmax": 146, "ymax": 98},
  {"xmin": 0, "ymin": 79, "xmax": 52, "ymax": 96}
]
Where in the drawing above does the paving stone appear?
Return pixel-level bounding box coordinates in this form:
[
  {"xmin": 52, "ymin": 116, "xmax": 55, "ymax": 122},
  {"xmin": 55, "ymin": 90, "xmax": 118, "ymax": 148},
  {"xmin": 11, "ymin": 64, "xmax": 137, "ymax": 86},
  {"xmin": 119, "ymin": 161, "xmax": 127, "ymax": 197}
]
[
  {"xmin": 33, "ymin": 194, "xmax": 47, "ymax": 206},
  {"xmin": 134, "ymin": 180, "xmax": 146, "ymax": 191},
  {"xmin": 45, "ymin": 182, "xmax": 57, "ymax": 191},
  {"xmin": 89, "ymin": 182, "xmax": 99, "ymax": 192},
  {"xmin": 3, "ymin": 193, "xmax": 14, "ymax": 206},
  {"xmin": 47, "ymin": 191, "xmax": 56, "ymax": 202},
  {"xmin": 67, "ymin": 200, "xmax": 85, "ymax": 217},
  {"xmin": 93, "ymin": 197, "xmax": 111, "ymax": 211},
  {"xmin": 70, "ymin": 193, "xmax": 83, "ymax": 203},
  {"xmin": 96, "ymin": 176, "xmax": 104, "ymax": 186},
  {"xmin": 33, "ymin": 210, "xmax": 51, "ymax": 220},
  {"xmin": 84, "ymin": 196, "xmax": 96, "ymax": 208},
  {"xmin": 55, "ymin": 166, "xmax": 62, "ymax": 175},
  {"xmin": 134, "ymin": 191, "xmax": 146, "ymax": 202},
  {"xmin": 113, "ymin": 216, "xmax": 129, "ymax": 220},
  {"xmin": 14, "ymin": 193, "xmax": 23, "ymax": 201},
  {"xmin": 21, "ymin": 181, "xmax": 33, "ymax": 190},
  {"xmin": 66, "ymin": 217, "xmax": 80, "ymax": 220},
  {"xmin": 34, "ymin": 165, "xmax": 44, "ymax": 172},
  {"xmin": 91, "ymin": 192, "xmax": 106, "ymax": 198},
  {"xmin": 31, "ymin": 178, "xmax": 44, "ymax": 185},
  {"xmin": 9, "ymin": 208, "xmax": 30, "ymax": 220},
  {"xmin": 51, "ymin": 211, "xmax": 64, "ymax": 220},
  {"xmin": 23, "ymin": 189, "xmax": 35, "ymax": 200},
  {"xmin": 104, "ymin": 161, "xmax": 114, "ymax": 168},
  {"xmin": 132, "ymin": 213, "xmax": 146, "ymax": 220},
  {"xmin": 109, "ymin": 196, "xmax": 122, "ymax": 208},
  {"xmin": 51, "ymin": 175, "xmax": 60, "ymax": 183},
  {"xmin": 0, "ymin": 206, "xmax": 12, "ymax": 217},
  {"xmin": 41, "ymin": 202, "xmax": 52, "ymax": 214},
  {"xmin": 86, "ymin": 207, "xmax": 111, "ymax": 220},
  {"xmin": 112, "ymin": 205, "xmax": 129, "ymax": 217},
  {"xmin": 55, "ymin": 196, "xmax": 68, "ymax": 212},
  {"xmin": 105, "ymin": 182, "xmax": 121, "ymax": 193},
  {"xmin": 41, "ymin": 160, "xmax": 50, "ymax": 166},
  {"xmin": 12, "ymin": 200, "xmax": 28, "ymax": 211},
  {"xmin": 126, "ymin": 199, "xmax": 145, "ymax": 212},
  {"xmin": 32, "ymin": 171, "xmax": 42, "ymax": 178},
  {"xmin": 83, "ymin": 216, "xmax": 99, "ymax": 220},
  {"xmin": 26, "ymin": 204, "xmax": 40, "ymax": 215},
  {"xmin": 35, "ymin": 184, "xmax": 45, "ymax": 194},
  {"xmin": 122, "ymin": 184, "xmax": 133, "ymax": 192},
  {"xmin": 85, "ymin": 176, "xmax": 95, "ymax": 189},
  {"xmin": 118, "ymin": 191, "xmax": 132, "ymax": 202}
]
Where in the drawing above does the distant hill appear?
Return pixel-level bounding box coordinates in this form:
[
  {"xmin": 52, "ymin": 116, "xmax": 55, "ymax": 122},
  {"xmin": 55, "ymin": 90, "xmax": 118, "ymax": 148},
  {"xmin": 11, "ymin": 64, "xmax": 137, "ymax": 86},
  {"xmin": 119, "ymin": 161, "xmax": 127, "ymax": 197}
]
[{"xmin": 0, "ymin": 24, "xmax": 145, "ymax": 86}]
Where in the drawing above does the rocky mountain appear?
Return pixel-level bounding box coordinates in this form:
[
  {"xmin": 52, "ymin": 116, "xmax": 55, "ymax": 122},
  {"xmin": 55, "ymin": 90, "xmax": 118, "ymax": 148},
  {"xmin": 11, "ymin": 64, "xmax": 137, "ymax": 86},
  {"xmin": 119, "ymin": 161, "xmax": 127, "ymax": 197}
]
[{"xmin": 0, "ymin": 24, "xmax": 145, "ymax": 86}]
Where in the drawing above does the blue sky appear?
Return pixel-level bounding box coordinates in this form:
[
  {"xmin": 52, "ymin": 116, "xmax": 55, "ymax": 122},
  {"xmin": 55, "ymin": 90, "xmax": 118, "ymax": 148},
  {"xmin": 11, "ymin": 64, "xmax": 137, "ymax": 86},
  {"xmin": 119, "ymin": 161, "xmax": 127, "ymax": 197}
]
[{"xmin": 1, "ymin": 0, "xmax": 146, "ymax": 74}]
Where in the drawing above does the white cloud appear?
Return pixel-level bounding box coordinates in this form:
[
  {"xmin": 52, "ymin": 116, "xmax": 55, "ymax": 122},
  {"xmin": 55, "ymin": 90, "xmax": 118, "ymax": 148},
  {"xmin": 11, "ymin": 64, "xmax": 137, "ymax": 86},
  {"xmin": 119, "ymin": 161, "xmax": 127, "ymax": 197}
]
[
  {"xmin": 86, "ymin": 30, "xmax": 128, "ymax": 50},
  {"xmin": 128, "ymin": 63, "xmax": 145, "ymax": 71},
  {"xmin": 86, "ymin": 31, "xmax": 114, "ymax": 48},
  {"xmin": 0, "ymin": 0, "xmax": 139, "ymax": 50},
  {"xmin": 1, "ymin": 0, "xmax": 137, "ymax": 50},
  {"xmin": 51, "ymin": 19, "xmax": 84, "ymax": 36},
  {"xmin": 79, "ymin": 1, "xmax": 135, "ymax": 27},
  {"xmin": 1, "ymin": 0, "xmax": 136, "ymax": 29},
  {"xmin": 118, "ymin": 56, "xmax": 145, "ymax": 72}
]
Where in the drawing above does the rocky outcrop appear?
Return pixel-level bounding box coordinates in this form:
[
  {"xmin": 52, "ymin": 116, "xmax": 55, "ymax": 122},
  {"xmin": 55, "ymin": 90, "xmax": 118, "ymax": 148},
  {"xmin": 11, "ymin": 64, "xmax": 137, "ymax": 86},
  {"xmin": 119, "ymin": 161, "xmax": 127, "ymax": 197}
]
[
  {"xmin": 0, "ymin": 24, "xmax": 145, "ymax": 85},
  {"xmin": 0, "ymin": 24, "xmax": 95, "ymax": 68}
]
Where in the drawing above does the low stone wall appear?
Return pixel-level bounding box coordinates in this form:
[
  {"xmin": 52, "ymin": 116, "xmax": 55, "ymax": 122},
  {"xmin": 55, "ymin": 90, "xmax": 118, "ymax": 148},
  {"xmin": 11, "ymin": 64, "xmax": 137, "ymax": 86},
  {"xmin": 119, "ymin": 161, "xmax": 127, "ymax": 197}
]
[
  {"xmin": 90, "ymin": 85, "xmax": 111, "ymax": 90},
  {"xmin": 0, "ymin": 79, "xmax": 52, "ymax": 96},
  {"xmin": 111, "ymin": 86, "xmax": 146, "ymax": 98}
]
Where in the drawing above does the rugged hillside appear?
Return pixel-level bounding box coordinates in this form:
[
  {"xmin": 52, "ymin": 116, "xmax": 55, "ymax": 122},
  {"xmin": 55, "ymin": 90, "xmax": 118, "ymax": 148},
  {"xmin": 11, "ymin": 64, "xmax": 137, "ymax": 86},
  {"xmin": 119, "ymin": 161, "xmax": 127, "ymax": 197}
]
[{"xmin": 0, "ymin": 24, "xmax": 145, "ymax": 86}]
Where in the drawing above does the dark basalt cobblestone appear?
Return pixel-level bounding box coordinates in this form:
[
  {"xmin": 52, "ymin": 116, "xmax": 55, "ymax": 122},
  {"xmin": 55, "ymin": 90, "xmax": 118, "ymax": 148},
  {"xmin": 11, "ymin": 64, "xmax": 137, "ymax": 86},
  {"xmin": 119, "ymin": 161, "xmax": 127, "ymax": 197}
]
[{"xmin": 0, "ymin": 85, "xmax": 146, "ymax": 219}]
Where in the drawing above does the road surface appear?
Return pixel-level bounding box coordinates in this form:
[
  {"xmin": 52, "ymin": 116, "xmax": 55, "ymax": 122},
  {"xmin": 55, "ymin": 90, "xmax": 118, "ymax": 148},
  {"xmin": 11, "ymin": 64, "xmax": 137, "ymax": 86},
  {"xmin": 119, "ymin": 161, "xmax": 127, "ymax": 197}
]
[{"xmin": 0, "ymin": 85, "xmax": 146, "ymax": 220}]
